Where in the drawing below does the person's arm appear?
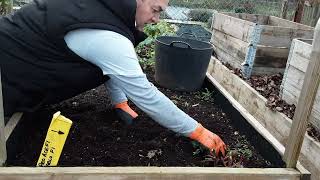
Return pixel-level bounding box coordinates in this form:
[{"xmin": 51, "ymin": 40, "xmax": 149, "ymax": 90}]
[
  {"xmin": 64, "ymin": 29, "xmax": 226, "ymax": 155},
  {"xmin": 107, "ymin": 74, "xmax": 198, "ymax": 135}
]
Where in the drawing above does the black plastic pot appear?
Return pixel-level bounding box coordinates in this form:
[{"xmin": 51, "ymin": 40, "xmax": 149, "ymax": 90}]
[{"xmin": 155, "ymin": 34, "xmax": 213, "ymax": 91}]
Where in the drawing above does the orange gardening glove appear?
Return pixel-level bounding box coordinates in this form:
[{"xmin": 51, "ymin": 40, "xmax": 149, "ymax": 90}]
[
  {"xmin": 189, "ymin": 123, "xmax": 226, "ymax": 156},
  {"xmin": 115, "ymin": 101, "xmax": 138, "ymax": 125}
]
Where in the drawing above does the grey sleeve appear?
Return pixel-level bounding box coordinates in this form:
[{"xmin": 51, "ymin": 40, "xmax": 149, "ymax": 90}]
[
  {"xmin": 64, "ymin": 28, "xmax": 198, "ymax": 136},
  {"xmin": 105, "ymin": 74, "xmax": 198, "ymax": 136}
]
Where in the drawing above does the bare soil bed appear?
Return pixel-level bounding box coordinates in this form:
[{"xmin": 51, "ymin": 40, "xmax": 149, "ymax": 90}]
[{"xmin": 6, "ymin": 66, "xmax": 284, "ymax": 168}]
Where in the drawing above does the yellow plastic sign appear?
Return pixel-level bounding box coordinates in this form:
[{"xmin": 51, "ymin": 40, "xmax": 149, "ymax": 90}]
[{"xmin": 37, "ymin": 111, "xmax": 72, "ymax": 167}]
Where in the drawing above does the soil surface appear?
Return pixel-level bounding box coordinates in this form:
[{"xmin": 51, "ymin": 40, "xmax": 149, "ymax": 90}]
[
  {"xmin": 224, "ymin": 63, "xmax": 320, "ymax": 142},
  {"xmin": 7, "ymin": 66, "xmax": 283, "ymax": 167}
]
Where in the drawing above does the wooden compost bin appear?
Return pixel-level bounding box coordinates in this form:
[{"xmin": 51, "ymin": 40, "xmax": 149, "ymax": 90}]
[
  {"xmin": 211, "ymin": 12, "xmax": 314, "ymax": 77},
  {"xmin": 280, "ymin": 38, "xmax": 320, "ymax": 131}
]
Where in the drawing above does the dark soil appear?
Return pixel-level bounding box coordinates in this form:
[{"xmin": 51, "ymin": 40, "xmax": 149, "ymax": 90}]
[
  {"xmin": 6, "ymin": 65, "xmax": 284, "ymax": 167},
  {"xmin": 224, "ymin": 62, "xmax": 320, "ymax": 142}
]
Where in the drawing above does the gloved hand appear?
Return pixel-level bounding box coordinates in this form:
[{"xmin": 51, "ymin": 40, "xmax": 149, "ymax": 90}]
[
  {"xmin": 115, "ymin": 101, "xmax": 138, "ymax": 125},
  {"xmin": 189, "ymin": 123, "xmax": 226, "ymax": 156}
]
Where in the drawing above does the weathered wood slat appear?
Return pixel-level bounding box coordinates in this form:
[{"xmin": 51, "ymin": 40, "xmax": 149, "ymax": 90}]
[
  {"xmin": 211, "ymin": 29, "xmax": 248, "ymax": 59},
  {"xmin": 250, "ymin": 66, "xmax": 285, "ymax": 75},
  {"xmin": 268, "ymin": 16, "xmax": 314, "ymax": 29},
  {"xmin": 207, "ymin": 58, "xmax": 320, "ymax": 180},
  {"xmin": 0, "ymin": 73, "xmax": 6, "ymax": 166},
  {"xmin": 211, "ymin": 13, "xmax": 255, "ymax": 43},
  {"xmin": 4, "ymin": 112, "xmax": 23, "ymax": 141},
  {"xmin": 213, "ymin": 44, "xmax": 244, "ymax": 69},
  {"xmin": 260, "ymin": 26, "xmax": 314, "ymax": 47},
  {"xmin": 0, "ymin": 167, "xmax": 302, "ymax": 180},
  {"xmin": 288, "ymin": 53, "xmax": 310, "ymax": 72},
  {"xmin": 225, "ymin": 13, "xmax": 269, "ymax": 24}
]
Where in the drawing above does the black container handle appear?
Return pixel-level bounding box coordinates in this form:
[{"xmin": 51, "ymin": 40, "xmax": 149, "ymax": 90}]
[
  {"xmin": 170, "ymin": 41, "xmax": 191, "ymax": 48},
  {"xmin": 179, "ymin": 32, "xmax": 198, "ymax": 40}
]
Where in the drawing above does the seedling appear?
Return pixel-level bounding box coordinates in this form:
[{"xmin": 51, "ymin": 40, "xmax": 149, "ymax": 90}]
[
  {"xmin": 191, "ymin": 141, "xmax": 208, "ymax": 156},
  {"xmin": 195, "ymin": 88, "xmax": 214, "ymax": 102}
]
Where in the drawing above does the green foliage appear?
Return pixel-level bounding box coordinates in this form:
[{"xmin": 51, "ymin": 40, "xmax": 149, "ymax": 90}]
[
  {"xmin": 0, "ymin": 0, "xmax": 11, "ymax": 15},
  {"xmin": 143, "ymin": 20, "xmax": 175, "ymax": 39},
  {"xmin": 233, "ymin": 136, "xmax": 253, "ymax": 159},
  {"xmin": 195, "ymin": 88, "xmax": 214, "ymax": 102},
  {"xmin": 136, "ymin": 21, "xmax": 175, "ymax": 69},
  {"xmin": 191, "ymin": 141, "xmax": 208, "ymax": 156},
  {"xmin": 188, "ymin": 9, "xmax": 214, "ymax": 22}
]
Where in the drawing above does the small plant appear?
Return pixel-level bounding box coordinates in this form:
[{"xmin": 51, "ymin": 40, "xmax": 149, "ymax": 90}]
[
  {"xmin": 191, "ymin": 141, "xmax": 208, "ymax": 156},
  {"xmin": 195, "ymin": 88, "xmax": 214, "ymax": 102},
  {"xmin": 183, "ymin": 102, "xmax": 190, "ymax": 107},
  {"xmin": 136, "ymin": 21, "xmax": 175, "ymax": 69},
  {"xmin": 191, "ymin": 137, "xmax": 253, "ymax": 167}
]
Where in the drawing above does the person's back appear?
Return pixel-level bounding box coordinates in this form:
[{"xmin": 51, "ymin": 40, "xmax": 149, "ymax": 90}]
[{"xmin": 0, "ymin": 0, "xmax": 137, "ymax": 116}]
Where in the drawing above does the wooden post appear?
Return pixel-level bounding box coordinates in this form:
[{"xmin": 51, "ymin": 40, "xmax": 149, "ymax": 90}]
[
  {"xmin": 284, "ymin": 18, "xmax": 320, "ymax": 168},
  {"xmin": 281, "ymin": 0, "xmax": 289, "ymax": 19},
  {"xmin": 311, "ymin": 4, "xmax": 320, "ymax": 27},
  {"xmin": 0, "ymin": 72, "xmax": 6, "ymax": 166},
  {"xmin": 293, "ymin": 0, "xmax": 306, "ymax": 23}
]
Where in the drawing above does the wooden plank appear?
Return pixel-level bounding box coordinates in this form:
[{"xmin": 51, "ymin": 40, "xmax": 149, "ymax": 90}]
[
  {"xmin": 4, "ymin": 112, "xmax": 23, "ymax": 141},
  {"xmin": 211, "ymin": 29, "xmax": 249, "ymax": 59},
  {"xmin": 268, "ymin": 16, "xmax": 313, "ymax": 30},
  {"xmin": 256, "ymin": 46, "xmax": 289, "ymax": 59},
  {"xmin": 212, "ymin": 44, "xmax": 244, "ymax": 69},
  {"xmin": 259, "ymin": 26, "xmax": 313, "ymax": 47},
  {"xmin": 253, "ymin": 56, "xmax": 287, "ymax": 68},
  {"xmin": 207, "ymin": 58, "xmax": 320, "ymax": 180},
  {"xmin": 281, "ymin": 83, "xmax": 302, "ymax": 104},
  {"xmin": 223, "ymin": 13, "xmax": 269, "ymax": 25},
  {"xmin": 250, "ymin": 66, "xmax": 285, "ymax": 75},
  {"xmin": 0, "ymin": 167, "xmax": 301, "ymax": 180},
  {"xmin": 296, "ymin": 163, "xmax": 311, "ymax": 180},
  {"xmin": 284, "ymin": 19, "xmax": 320, "ymax": 168},
  {"xmin": 285, "ymin": 67, "xmax": 306, "ymax": 88},
  {"xmin": 0, "ymin": 73, "xmax": 6, "ymax": 166},
  {"xmin": 211, "ymin": 13, "xmax": 255, "ymax": 43},
  {"xmin": 286, "ymin": 39, "xmax": 312, "ymax": 72}
]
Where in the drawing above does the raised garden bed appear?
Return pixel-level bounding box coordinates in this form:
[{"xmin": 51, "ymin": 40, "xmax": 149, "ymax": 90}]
[
  {"xmin": 7, "ymin": 66, "xmax": 281, "ymax": 167},
  {"xmin": 0, "ymin": 63, "xmax": 309, "ymax": 179}
]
